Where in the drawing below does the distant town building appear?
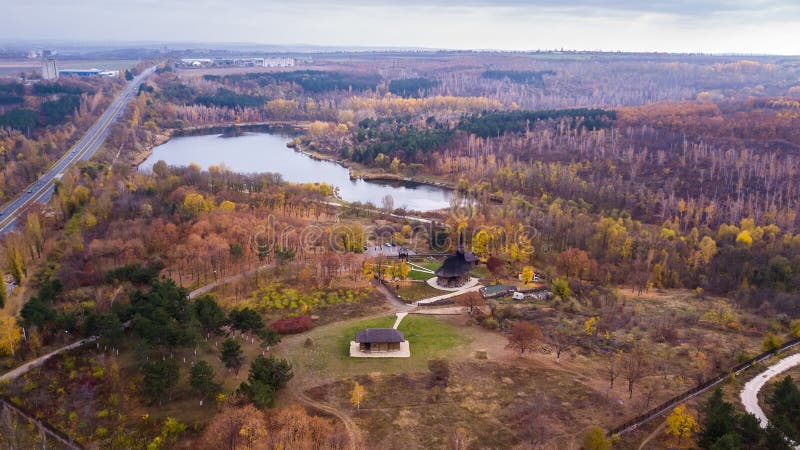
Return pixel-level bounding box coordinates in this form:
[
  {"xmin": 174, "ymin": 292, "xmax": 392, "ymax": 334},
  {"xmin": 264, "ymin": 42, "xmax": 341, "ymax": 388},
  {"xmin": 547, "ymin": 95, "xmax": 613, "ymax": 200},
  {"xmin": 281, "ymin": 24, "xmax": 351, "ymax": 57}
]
[
  {"xmin": 41, "ymin": 57, "xmax": 58, "ymax": 80},
  {"xmin": 177, "ymin": 56, "xmax": 295, "ymax": 69},
  {"xmin": 264, "ymin": 57, "xmax": 294, "ymax": 68},
  {"xmin": 58, "ymin": 69, "xmax": 119, "ymax": 78},
  {"xmin": 179, "ymin": 58, "xmax": 213, "ymax": 67},
  {"xmin": 41, "ymin": 50, "xmax": 58, "ymax": 80}
]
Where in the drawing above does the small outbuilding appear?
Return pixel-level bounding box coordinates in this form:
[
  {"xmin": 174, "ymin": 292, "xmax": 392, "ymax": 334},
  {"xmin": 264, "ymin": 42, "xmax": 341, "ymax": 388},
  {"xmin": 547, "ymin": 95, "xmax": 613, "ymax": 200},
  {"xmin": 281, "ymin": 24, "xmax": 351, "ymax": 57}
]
[
  {"xmin": 480, "ymin": 284, "xmax": 516, "ymax": 299},
  {"xmin": 350, "ymin": 328, "xmax": 410, "ymax": 358},
  {"xmin": 356, "ymin": 328, "xmax": 404, "ymax": 352}
]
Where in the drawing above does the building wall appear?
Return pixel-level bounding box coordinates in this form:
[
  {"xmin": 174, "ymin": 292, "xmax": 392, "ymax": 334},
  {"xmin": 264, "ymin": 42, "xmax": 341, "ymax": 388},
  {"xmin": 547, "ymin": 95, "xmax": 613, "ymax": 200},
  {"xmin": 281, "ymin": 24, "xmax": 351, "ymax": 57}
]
[
  {"xmin": 264, "ymin": 57, "xmax": 295, "ymax": 68},
  {"xmin": 41, "ymin": 59, "xmax": 58, "ymax": 80}
]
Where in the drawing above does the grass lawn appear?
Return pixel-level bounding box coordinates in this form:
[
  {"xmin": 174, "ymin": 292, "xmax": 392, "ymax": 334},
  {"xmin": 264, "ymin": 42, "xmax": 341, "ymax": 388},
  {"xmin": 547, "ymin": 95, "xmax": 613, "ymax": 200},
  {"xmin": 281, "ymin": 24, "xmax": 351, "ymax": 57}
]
[
  {"xmin": 410, "ymin": 259, "xmax": 444, "ymax": 272},
  {"xmin": 470, "ymin": 265, "xmax": 489, "ymax": 278},
  {"xmin": 336, "ymin": 315, "xmax": 466, "ymax": 360},
  {"xmin": 407, "ymin": 269, "xmax": 434, "ymax": 281},
  {"xmin": 394, "ymin": 281, "xmax": 441, "ymax": 301},
  {"xmin": 279, "ymin": 315, "xmax": 472, "ymax": 383}
]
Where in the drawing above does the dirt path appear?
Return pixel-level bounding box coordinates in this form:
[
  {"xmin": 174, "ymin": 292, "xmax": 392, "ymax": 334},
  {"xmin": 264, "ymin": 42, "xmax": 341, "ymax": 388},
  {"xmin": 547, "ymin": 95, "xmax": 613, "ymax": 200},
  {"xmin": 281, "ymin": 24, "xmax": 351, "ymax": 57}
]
[
  {"xmin": 371, "ymin": 280, "xmax": 417, "ymax": 312},
  {"xmin": 187, "ymin": 264, "xmax": 271, "ymax": 299},
  {"xmin": 638, "ymin": 421, "xmax": 666, "ymax": 450},
  {"xmin": 292, "ymin": 386, "xmax": 364, "ymax": 450}
]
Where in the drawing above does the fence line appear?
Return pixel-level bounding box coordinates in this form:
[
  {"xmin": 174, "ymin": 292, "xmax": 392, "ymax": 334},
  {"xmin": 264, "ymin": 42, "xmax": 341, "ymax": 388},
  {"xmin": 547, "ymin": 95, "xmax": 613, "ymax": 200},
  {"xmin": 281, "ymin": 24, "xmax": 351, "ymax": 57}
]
[
  {"xmin": 0, "ymin": 396, "xmax": 82, "ymax": 449},
  {"xmin": 608, "ymin": 335, "xmax": 800, "ymax": 436}
]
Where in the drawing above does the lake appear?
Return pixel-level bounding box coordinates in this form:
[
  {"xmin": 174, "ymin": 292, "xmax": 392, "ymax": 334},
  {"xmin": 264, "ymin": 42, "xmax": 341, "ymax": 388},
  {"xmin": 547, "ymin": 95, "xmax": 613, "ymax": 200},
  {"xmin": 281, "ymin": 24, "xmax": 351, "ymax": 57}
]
[{"xmin": 139, "ymin": 132, "xmax": 453, "ymax": 211}]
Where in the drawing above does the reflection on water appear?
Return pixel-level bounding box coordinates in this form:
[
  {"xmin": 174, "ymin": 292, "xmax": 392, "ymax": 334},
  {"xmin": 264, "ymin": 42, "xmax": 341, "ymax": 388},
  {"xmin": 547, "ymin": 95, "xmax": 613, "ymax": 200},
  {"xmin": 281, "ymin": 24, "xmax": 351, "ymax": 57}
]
[{"xmin": 139, "ymin": 132, "xmax": 452, "ymax": 212}]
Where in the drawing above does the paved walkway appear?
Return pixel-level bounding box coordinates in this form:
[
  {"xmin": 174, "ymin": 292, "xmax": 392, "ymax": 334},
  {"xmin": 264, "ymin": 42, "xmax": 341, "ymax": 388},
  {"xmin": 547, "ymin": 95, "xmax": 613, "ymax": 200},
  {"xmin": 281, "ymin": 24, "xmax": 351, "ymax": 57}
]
[
  {"xmin": 425, "ymin": 276, "xmax": 480, "ymax": 292},
  {"xmin": 407, "ymin": 262, "xmax": 434, "ymax": 274},
  {"xmin": 349, "ymin": 341, "xmax": 411, "ymax": 358},
  {"xmin": 0, "ymin": 336, "xmax": 98, "ymax": 383},
  {"xmin": 742, "ymin": 352, "xmax": 800, "ymax": 425},
  {"xmin": 415, "ymin": 283, "xmax": 483, "ymax": 305},
  {"xmin": 410, "ymin": 306, "xmax": 465, "ymax": 315},
  {"xmin": 393, "ymin": 312, "xmax": 408, "ymax": 329}
]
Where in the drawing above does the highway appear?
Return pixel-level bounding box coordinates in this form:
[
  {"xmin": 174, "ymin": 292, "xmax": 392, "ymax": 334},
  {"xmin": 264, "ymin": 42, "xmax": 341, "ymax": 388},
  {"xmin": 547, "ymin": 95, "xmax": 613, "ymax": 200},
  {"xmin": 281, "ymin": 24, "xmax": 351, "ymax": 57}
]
[{"xmin": 0, "ymin": 66, "xmax": 156, "ymax": 234}]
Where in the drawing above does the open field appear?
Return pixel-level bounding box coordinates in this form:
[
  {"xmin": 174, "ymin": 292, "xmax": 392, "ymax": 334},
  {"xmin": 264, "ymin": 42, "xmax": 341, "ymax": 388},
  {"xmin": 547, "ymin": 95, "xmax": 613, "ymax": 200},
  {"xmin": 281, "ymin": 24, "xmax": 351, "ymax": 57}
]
[
  {"xmin": 272, "ymin": 287, "xmax": 779, "ymax": 448},
  {"xmin": 275, "ymin": 314, "xmax": 471, "ymax": 386}
]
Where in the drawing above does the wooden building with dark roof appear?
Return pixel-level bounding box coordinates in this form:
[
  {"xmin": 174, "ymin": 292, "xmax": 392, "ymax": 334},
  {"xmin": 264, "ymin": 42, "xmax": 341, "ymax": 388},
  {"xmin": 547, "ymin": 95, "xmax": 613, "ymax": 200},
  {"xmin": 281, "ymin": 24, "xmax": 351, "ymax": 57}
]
[
  {"xmin": 435, "ymin": 241, "xmax": 478, "ymax": 288},
  {"xmin": 355, "ymin": 328, "xmax": 406, "ymax": 353}
]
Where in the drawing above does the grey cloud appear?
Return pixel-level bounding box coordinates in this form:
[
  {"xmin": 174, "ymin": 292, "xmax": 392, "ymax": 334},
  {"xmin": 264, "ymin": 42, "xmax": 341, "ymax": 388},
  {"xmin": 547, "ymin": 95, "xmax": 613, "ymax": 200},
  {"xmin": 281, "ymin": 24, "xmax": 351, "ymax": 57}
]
[{"xmin": 1, "ymin": 0, "xmax": 798, "ymax": 54}]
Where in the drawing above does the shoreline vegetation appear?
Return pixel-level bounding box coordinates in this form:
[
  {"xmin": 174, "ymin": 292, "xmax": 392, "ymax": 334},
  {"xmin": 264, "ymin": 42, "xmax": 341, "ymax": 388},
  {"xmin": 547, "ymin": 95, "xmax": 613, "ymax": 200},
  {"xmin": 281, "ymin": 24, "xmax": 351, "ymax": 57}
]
[{"xmin": 131, "ymin": 121, "xmax": 458, "ymax": 195}]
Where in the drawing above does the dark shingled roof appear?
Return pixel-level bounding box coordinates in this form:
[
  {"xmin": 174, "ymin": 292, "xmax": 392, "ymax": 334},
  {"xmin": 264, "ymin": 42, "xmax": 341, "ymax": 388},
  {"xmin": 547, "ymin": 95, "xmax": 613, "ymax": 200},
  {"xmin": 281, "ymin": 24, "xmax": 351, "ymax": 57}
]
[
  {"xmin": 355, "ymin": 328, "xmax": 405, "ymax": 343},
  {"xmin": 435, "ymin": 249, "xmax": 478, "ymax": 278}
]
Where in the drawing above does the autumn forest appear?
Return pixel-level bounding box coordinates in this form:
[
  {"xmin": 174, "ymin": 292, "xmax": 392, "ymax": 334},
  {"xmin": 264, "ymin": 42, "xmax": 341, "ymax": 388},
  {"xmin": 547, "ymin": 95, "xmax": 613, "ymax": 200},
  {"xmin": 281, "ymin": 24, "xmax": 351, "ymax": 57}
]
[{"xmin": 1, "ymin": 50, "xmax": 800, "ymax": 449}]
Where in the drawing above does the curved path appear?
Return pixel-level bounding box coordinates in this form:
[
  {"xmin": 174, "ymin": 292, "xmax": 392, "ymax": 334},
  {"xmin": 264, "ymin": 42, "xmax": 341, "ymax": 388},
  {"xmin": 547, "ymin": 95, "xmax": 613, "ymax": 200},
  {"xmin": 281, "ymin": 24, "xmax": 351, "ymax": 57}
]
[
  {"xmin": 187, "ymin": 264, "xmax": 271, "ymax": 299},
  {"xmin": 741, "ymin": 352, "xmax": 800, "ymax": 427},
  {"xmin": 415, "ymin": 282, "xmax": 483, "ymax": 306},
  {"xmin": 0, "ymin": 336, "xmax": 97, "ymax": 383},
  {"xmin": 292, "ymin": 387, "xmax": 364, "ymax": 450}
]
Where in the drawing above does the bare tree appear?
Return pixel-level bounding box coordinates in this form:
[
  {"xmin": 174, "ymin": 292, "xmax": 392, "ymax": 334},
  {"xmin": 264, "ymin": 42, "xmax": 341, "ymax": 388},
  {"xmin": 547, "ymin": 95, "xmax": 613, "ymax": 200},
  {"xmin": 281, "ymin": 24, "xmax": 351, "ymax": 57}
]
[
  {"xmin": 381, "ymin": 194, "xmax": 394, "ymax": 218},
  {"xmin": 548, "ymin": 322, "xmax": 574, "ymax": 363},
  {"xmin": 606, "ymin": 351, "xmax": 620, "ymax": 391},
  {"xmin": 622, "ymin": 347, "xmax": 651, "ymax": 398},
  {"xmin": 516, "ymin": 392, "xmax": 551, "ymax": 449}
]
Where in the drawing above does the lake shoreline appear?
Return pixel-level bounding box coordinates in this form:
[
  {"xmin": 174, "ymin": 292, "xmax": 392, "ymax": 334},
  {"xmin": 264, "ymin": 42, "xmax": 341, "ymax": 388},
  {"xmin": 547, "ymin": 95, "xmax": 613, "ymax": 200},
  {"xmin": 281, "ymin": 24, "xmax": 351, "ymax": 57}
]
[
  {"xmin": 136, "ymin": 122, "xmax": 458, "ymax": 195},
  {"xmin": 129, "ymin": 121, "xmax": 309, "ymax": 168},
  {"xmin": 290, "ymin": 140, "xmax": 457, "ymax": 193},
  {"xmin": 136, "ymin": 127, "xmax": 455, "ymax": 212}
]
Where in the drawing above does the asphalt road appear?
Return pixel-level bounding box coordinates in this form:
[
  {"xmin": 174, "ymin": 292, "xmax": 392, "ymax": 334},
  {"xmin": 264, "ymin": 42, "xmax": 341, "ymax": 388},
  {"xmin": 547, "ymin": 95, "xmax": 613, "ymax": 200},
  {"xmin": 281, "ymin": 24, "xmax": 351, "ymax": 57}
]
[
  {"xmin": 741, "ymin": 352, "xmax": 800, "ymax": 426},
  {"xmin": 740, "ymin": 352, "xmax": 800, "ymax": 448},
  {"xmin": 0, "ymin": 66, "xmax": 156, "ymax": 235}
]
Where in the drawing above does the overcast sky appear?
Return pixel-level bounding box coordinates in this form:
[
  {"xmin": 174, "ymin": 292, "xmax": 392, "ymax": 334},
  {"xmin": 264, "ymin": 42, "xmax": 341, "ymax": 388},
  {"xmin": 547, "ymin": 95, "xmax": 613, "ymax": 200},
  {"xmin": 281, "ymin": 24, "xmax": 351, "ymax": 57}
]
[{"xmin": 3, "ymin": 0, "xmax": 800, "ymax": 54}]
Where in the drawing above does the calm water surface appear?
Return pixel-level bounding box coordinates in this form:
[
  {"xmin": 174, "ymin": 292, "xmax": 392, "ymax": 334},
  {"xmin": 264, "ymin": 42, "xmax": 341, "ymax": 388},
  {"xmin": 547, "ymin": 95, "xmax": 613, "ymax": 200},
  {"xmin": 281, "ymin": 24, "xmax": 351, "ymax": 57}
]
[{"xmin": 139, "ymin": 132, "xmax": 452, "ymax": 211}]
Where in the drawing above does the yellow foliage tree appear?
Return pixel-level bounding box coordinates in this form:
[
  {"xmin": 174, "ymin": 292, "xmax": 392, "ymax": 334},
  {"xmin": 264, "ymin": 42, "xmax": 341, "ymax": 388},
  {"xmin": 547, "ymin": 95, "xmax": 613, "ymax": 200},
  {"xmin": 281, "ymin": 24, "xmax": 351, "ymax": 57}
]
[
  {"xmin": 0, "ymin": 277, "xmax": 5, "ymax": 309},
  {"xmin": 694, "ymin": 236, "xmax": 718, "ymax": 266},
  {"xmin": 584, "ymin": 316, "xmax": 600, "ymax": 336},
  {"xmin": 218, "ymin": 200, "xmax": 235, "ymax": 211},
  {"xmin": 361, "ymin": 262, "xmax": 374, "ymax": 280},
  {"xmin": 4, "ymin": 233, "xmax": 28, "ymax": 284},
  {"xmin": 351, "ymin": 382, "xmax": 366, "ymax": 411},
  {"xmin": 791, "ymin": 320, "xmax": 800, "ymax": 338},
  {"xmin": 665, "ymin": 404, "xmax": 699, "ymax": 446},
  {"xmin": 520, "ymin": 266, "xmax": 534, "ymax": 284},
  {"xmin": 736, "ymin": 230, "xmax": 753, "ymax": 247},
  {"xmin": 307, "ymin": 121, "xmax": 329, "ymax": 139},
  {"xmin": 182, "ymin": 193, "xmax": 212, "ymax": 216},
  {"xmin": 582, "ymin": 426, "xmax": 612, "ymax": 450},
  {"xmin": 762, "ymin": 333, "xmax": 781, "ymax": 352},
  {"xmin": 398, "ymin": 262, "xmax": 411, "ymax": 280},
  {"xmin": 0, "ymin": 315, "xmax": 23, "ymax": 357}
]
